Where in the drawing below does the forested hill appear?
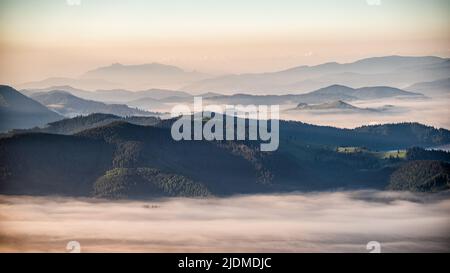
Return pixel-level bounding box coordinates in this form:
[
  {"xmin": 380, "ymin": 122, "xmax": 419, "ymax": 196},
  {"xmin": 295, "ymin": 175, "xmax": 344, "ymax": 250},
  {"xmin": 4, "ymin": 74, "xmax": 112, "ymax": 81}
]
[
  {"xmin": 1, "ymin": 117, "xmax": 449, "ymax": 198},
  {"xmin": 280, "ymin": 121, "xmax": 450, "ymax": 150},
  {"xmin": 9, "ymin": 113, "xmax": 160, "ymax": 135},
  {"xmin": 157, "ymin": 114, "xmax": 450, "ymax": 150},
  {"xmin": 9, "ymin": 113, "xmax": 450, "ymax": 150}
]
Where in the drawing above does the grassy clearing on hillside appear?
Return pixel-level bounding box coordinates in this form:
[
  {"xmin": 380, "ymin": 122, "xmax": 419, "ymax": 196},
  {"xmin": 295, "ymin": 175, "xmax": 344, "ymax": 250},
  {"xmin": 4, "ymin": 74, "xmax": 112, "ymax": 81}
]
[{"xmin": 337, "ymin": 146, "xmax": 407, "ymax": 159}]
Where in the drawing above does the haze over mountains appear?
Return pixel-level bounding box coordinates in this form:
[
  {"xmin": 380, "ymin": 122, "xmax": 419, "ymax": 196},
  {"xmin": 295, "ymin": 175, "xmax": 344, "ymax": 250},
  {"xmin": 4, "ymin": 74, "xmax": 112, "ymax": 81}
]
[
  {"xmin": 5, "ymin": 84, "xmax": 421, "ymax": 132},
  {"xmin": 182, "ymin": 56, "xmax": 450, "ymax": 94},
  {"xmin": 0, "ymin": 86, "xmax": 165, "ymax": 132},
  {"xmin": 204, "ymin": 85, "xmax": 423, "ymax": 105},
  {"xmin": 22, "ymin": 86, "xmax": 192, "ymax": 104},
  {"xmin": 4, "ymin": 56, "xmax": 449, "ymax": 131},
  {"xmin": 82, "ymin": 63, "xmax": 209, "ymax": 89},
  {"xmin": 16, "ymin": 56, "xmax": 449, "ymax": 94},
  {"xmin": 30, "ymin": 90, "xmax": 160, "ymax": 118},
  {"xmin": 19, "ymin": 63, "xmax": 210, "ymax": 91},
  {"xmin": 0, "ymin": 85, "xmax": 62, "ymax": 132},
  {"xmin": 22, "ymin": 83, "xmax": 424, "ymax": 108},
  {"xmin": 16, "ymin": 62, "xmax": 445, "ymax": 128},
  {"xmin": 406, "ymin": 78, "xmax": 450, "ymax": 97}
]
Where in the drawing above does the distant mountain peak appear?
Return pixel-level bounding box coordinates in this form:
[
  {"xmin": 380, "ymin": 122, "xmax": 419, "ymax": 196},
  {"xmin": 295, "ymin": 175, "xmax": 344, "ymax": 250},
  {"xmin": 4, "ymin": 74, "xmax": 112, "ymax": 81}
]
[
  {"xmin": 322, "ymin": 84, "xmax": 352, "ymax": 89},
  {"xmin": 86, "ymin": 62, "xmax": 185, "ymax": 74},
  {"xmin": 312, "ymin": 85, "xmax": 355, "ymax": 94},
  {"xmin": 295, "ymin": 100, "xmax": 359, "ymax": 110},
  {"xmin": 77, "ymin": 62, "xmax": 209, "ymax": 90}
]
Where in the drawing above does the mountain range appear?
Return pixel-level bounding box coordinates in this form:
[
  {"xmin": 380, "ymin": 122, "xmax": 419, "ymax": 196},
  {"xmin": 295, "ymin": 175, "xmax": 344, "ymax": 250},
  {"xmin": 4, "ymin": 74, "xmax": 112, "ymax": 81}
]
[
  {"xmin": 22, "ymin": 86, "xmax": 192, "ymax": 104},
  {"xmin": 2, "ymin": 83, "xmax": 422, "ymax": 133},
  {"xmin": 22, "ymin": 84, "xmax": 424, "ymax": 110},
  {"xmin": 182, "ymin": 56, "xmax": 449, "ymax": 94},
  {"xmin": 30, "ymin": 90, "xmax": 160, "ymax": 118},
  {"xmin": 19, "ymin": 63, "xmax": 210, "ymax": 91},
  {"xmin": 203, "ymin": 85, "xmax": 423, "ymax": 105},
  {"xmin": 16, "ymin": 56, "xmax": 450, "ymax": 95}
]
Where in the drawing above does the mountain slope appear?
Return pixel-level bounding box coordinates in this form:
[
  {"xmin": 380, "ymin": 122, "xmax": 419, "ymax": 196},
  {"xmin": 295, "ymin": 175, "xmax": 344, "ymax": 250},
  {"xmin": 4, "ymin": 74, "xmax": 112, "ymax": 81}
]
[
  {"xmin": 20, "ymin": 85, "xmax": 92, "ymax": 98},
  {"xmin": 2, "ymin": 114, "xmax": 450, "ymax": 198},
  {"xmin": 75, "ymin": 122, "xmax": 265, "ymax": 194},
  {"xmin": 278, "ymin": 121, "xmax": 450, "ymax": 150},
  {"xmin": 388, "ymin": 161, "xmax": 450, "ymax": 192},
  {"xmin": 93, "ymin": 167, "xmax": 211, "ymax": 199},
  {"xmin": 405, "ymin": 78, "xmax": 450, "ymax": 97},
  {"xmin": 9, "ymin": 113, "xmax": 160, "ymax": 135},
  {"xmin": 30, "ymin": 90, "xmax": 159, "ymax": 117},
  {"xmin": 0, "ymin": 133, "xmax": 114, "ymax": 196},
  {"xmin": 0, "ymin": 85, "xmax": 63, "ymax": 132},
  {"xmin": 23, "ymin": 86, "xmax": 192, "ymax": 104}
]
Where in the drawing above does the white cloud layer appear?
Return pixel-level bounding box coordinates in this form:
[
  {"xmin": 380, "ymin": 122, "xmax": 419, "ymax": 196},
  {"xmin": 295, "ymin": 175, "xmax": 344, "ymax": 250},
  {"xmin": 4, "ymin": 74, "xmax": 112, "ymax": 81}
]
[{"xmin": 0, "ymin": 191, "xmax": 449, "ymax": 252}]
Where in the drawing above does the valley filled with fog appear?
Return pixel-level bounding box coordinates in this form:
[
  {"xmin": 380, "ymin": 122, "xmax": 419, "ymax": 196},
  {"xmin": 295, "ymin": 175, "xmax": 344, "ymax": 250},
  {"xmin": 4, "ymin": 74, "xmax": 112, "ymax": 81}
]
[
  {"xmin": 1, "ymin": 191, "xmax": 449, "ymax": 253},
  {"xmin": 280, "ymin": 96, "xmax": 450, "ymax": 129}
]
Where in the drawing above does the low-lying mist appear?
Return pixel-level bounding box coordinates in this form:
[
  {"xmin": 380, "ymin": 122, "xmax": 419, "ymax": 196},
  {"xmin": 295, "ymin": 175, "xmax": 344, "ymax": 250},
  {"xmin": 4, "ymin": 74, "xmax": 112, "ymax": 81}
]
[
  {"xmin": 281, "ymin": 96, "xmax": 450, "ymax": 129},
  {"xmin": 1, "ymin": 191, "xmax": 449, "ymax": 253}
]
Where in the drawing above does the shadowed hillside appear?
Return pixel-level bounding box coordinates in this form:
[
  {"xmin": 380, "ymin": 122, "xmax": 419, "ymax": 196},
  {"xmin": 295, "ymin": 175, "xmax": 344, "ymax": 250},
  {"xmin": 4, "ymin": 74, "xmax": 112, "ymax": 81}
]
[
  {"xmin": 0, "ymin": 85, "xmax": 63, "ymax": 132},
  {"xmin": 1, "ymin": 116, "xmax": 450, "ymax": 198}
]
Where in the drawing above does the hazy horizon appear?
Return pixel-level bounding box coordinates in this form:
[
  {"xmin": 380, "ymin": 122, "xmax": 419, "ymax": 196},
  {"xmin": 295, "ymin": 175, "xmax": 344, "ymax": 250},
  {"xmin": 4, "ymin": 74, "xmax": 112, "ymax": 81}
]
[{"xmin": 1, "ymin": 0, "xmax": 449, "ymax": 85}]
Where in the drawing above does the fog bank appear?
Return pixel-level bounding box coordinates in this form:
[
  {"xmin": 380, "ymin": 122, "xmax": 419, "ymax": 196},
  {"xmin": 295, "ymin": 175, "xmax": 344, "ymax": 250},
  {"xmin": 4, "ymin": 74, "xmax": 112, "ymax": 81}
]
[{"xmin": 1, "ymin": 191, "xmax": 449, "ymax": 253}]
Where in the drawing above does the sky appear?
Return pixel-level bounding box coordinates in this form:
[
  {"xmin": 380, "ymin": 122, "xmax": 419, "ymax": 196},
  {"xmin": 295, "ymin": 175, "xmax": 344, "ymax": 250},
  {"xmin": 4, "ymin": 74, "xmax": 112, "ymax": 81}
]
[{"xmin": 0, "ymin": 0, "xmax": 449, "ymax": 84}]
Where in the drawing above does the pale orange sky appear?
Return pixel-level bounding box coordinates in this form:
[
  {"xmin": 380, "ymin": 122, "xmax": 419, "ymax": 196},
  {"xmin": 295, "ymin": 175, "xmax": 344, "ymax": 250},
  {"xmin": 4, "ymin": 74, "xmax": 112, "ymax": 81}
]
[{"xmin": 0, "ymin": 0, "xmax": 449, "ymax": 85}]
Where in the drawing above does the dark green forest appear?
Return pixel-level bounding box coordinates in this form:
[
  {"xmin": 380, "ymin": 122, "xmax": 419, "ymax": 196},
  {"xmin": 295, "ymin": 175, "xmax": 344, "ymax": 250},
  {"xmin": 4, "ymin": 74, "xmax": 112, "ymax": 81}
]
[{"xmin": 1, "ymin": 114, "xmax": 449, "ymax": 198}]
